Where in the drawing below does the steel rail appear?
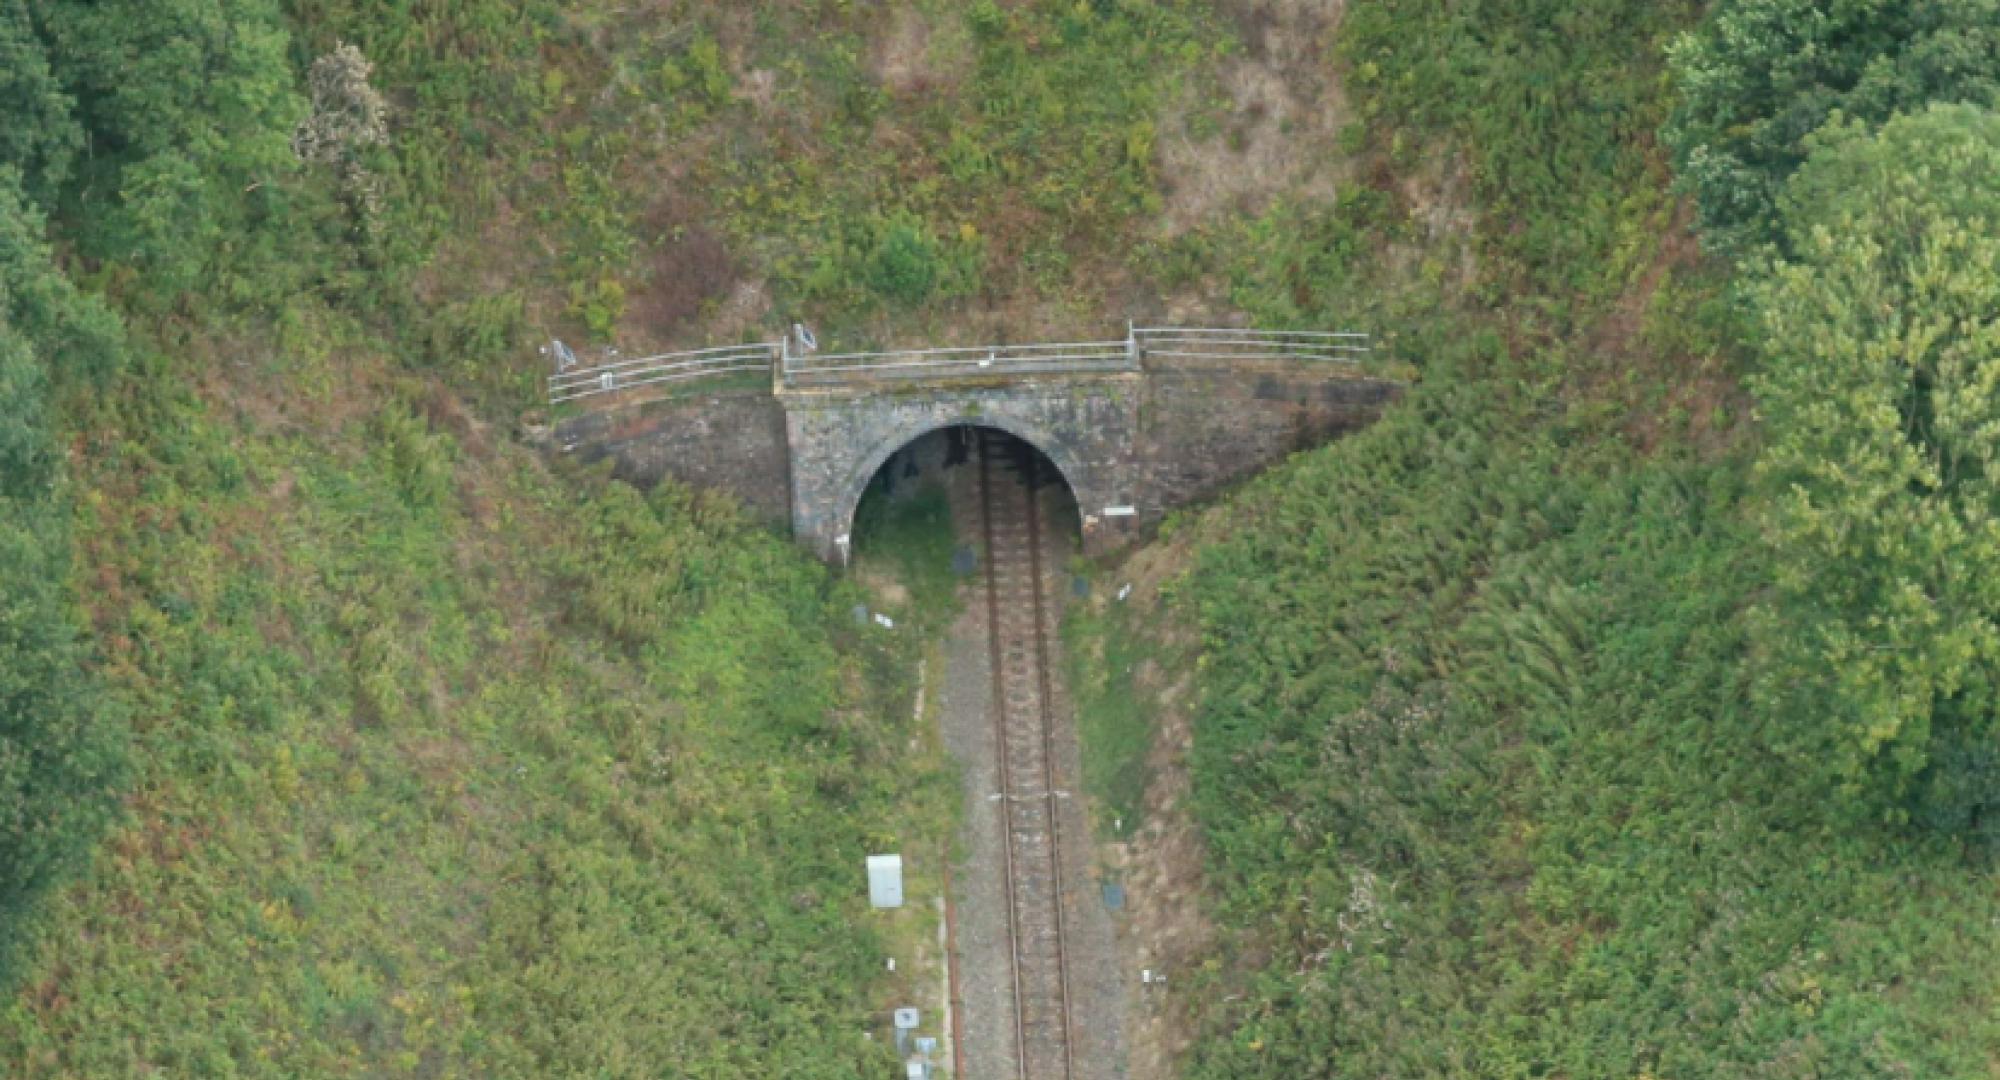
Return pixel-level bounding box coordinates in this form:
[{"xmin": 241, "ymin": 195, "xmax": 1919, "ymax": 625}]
[
  {"xmin": 806, "ymin": 340, "xmax": 1130, "ymax": 361},
  {"xmin": 1137, "ymin": 338, "xmax": 1371, "ymax": 351},
  {"xmin": 1019, "ymin": 437, "xmax": 1077, "ymax": 1080},
  {"xmin": 1139, "ymin": 348, "xmax": 1366, "ymax": 361},
  {"xmin": 785, "ymin": 355, "xmax": 1133, "ymax": 380},
  {"xmin": 977, "ymin": 430, "xmax": 1076, "ymax": 1080},
  {"xmin": 1131, "ymin": 326, "xmax": 1370, "ymax": 338},
  {"xmin": 549, "ymin": 341, "xmax": 779, "ymax": 379},
  {"xmin": 978, "ymin": 436, "xmax": 1034, "ymax": 1076},
  {"xmin": 544, "ymin": 326, "xmax": 1374, "ymax": 402}
]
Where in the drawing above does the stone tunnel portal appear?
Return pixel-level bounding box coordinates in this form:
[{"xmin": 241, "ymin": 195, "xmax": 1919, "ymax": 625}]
[{"xmin": 846, "ymin": 424, "xmax": 1082, "ymax": 566}]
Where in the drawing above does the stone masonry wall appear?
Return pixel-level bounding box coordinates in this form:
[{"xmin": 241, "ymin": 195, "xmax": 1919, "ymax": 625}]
[
  {"xmin": 781, "ymin": 376, "xmax": 1144, "ymax": 561},
  {"xmin": 1134, "ymin": 361, "xmax": 1401, "ymax": 512},
  {"xmin": 547, "ymin": 363, "xmax": 1401, "ymax": 562},
  {"xmin": 552, "ymin": 391, "xmax": 793, "ymax": 523}
]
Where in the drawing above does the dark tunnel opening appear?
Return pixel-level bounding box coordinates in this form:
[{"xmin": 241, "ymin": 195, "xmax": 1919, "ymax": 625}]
[{"xmin": 850, "ymin": 425, "xmax": 1081, "ymax": 579}]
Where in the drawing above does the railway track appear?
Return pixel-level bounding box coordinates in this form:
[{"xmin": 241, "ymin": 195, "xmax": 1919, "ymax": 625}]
[{"xmin": 975, "ymin": 429, "xmax": 1077, "ymax": 1080}]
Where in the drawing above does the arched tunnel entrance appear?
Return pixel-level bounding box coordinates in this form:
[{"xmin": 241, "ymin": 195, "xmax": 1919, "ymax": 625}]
[{"xmin": 849, "ymin": 425, "xmax": 1082, "ymax": 578}]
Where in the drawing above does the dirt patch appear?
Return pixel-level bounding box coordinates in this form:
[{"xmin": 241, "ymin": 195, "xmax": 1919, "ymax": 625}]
[
  {"xmin": 1158, "ymin": 0, "xmax": 1353, "ymax": 234},
  {"xmin": 875, "ymin": 7, "xmax": 967, "ymax": 99},
  {"xmin": 1382, "ymin": 146, "xmax": 1480, "ymax": 296},
  {"xmin": 625, "ymin": 194, "xmax": 737, "ymax": 346}
]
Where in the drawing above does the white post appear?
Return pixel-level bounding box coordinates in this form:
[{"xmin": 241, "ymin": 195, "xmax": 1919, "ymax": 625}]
[{"xmin": 1126, "ymin": 320, "xmax": 1139, "ymax": 369}]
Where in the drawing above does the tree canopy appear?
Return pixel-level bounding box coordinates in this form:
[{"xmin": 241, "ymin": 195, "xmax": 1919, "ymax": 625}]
[
  {"xmin": 1666, "ymin": 0, "xmax": 2000, "ymax": 253},
  {"xmin": 1750, "ymin": 103, "xmax": 2000, "ymax": 837}
]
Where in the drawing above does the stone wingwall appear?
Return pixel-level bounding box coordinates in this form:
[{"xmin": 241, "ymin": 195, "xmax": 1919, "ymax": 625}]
[
  {"xmin": 1135, "ymin": 361, "xmax": 1401, "ymax": 511},
  {"xmin": 552, "ymin": 390, "xmax": 793, "ymax": 523},
  {"xmin": 547, "ymin": 363, "xmax": 1402, "ymax": 561}
]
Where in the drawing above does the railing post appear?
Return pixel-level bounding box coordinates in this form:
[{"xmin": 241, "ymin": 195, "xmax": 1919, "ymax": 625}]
[{"xmin": 1126, "ymin": 320, "xmax": 1139, "ymax": 370}]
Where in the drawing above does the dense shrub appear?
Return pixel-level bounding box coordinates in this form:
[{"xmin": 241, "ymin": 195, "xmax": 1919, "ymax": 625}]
[
  {"xmin": 1177, "ymin": 377, "xmax": 1999, "ymax": 1076},
  {"xmin": 35, "ymin": 0, "xmax": 303, "ymax": 298},
  {"xmin": 864, "ymin": 215, "xmax": 942, "ymax": 305}
]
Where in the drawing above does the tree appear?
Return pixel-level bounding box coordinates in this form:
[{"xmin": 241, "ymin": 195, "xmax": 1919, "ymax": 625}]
[
  {"xmin": 0, "ymin": 0, "xmax": 80, "ymax": 208},
  {"xmin": 34, "ymin": 0, "xmax": 303, "ymax": 295},
  {"xmin": 1750, "ymin": 104, "xmax": 2000, "ymax": 840},
  {"xmin": 1666, "ymin": 0, "xmax": 2000, "ymax": 254}
]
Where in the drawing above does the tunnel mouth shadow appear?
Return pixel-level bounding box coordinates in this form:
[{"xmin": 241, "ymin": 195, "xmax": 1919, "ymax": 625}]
[{"xmin": 851, "ymin": 425, "xmax": 1082, "ymax": 594}]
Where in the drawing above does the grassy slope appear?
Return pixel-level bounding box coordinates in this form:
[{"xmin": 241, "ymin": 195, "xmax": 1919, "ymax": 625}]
[
  {"xmin": 1176, "ymin": 393, "xmax": 1997, "ymax": 1076},
  {"xmin": 0, "ymin": 331, "xmax": 953, "ymax": 1073},
  {"xmin": 3, "ymin": 2, "xmax": 1253, "ymax": 1072},
  {"xmin": 1059, "ymin": 0, "xmax": 2000, "ymax": 1075}
]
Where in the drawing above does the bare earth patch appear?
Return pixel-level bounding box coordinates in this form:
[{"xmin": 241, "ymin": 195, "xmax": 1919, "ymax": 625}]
[
  {"xmin": 875, "ymin": 7, "xmax": 968, "ymax": 99},
  {"xmin": 1159, "ymin": 0, "xmax": 1353, "ymax": 234}
]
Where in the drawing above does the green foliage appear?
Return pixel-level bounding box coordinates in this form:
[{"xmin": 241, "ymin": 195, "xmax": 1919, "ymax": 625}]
[
  {"xmin": 1339, "ymin": 0, "xmax": 1700, "ymax": 304},
  {"xmin": 0, "ymin": 347, "xmax": 946, "ymax": 1073},
  {"xmin": 703, "ymin": 0, "xmax": 1214, "ymax": 333},
  {"xmin": 0, "ymin": 176, "xmax": 124, "ymax": 991},
  {"xmin": 0, "ymin": 169, "xmax": 124, "ymax": 387},
  {"xmin": 660, "ymin": 31, "xmax": 731, "ymax": 110},
  {"xmin": 1176, "ymin": 382, "xmax": 1999, "ymax": 1076},
  {"xmin": 0, "ymin": 2, "xmax": 80, "ymax": 206},
  {"xmin": 863, "ymin": 214, "xmax": 943, "ymax": 305},
  {"xmin": 1155, "ymin": 189, "xmax": 1404, "ymax": 341},
  {"xmin": 1666, "ymin": 0, "xmax": 2000, "ymax": 254},
  {"xmin": 1747, "ymin": 104, "xmax": 2000, "ymax": 834},
  {"xmin": 566, "ymin": 274, "xmax": 626, "ymax": 340},
  {"xmin": 0, "ymin": 3, "xmax": 959, "ymax": 1066},
  {"xmin": 37, "ymin": 0, "xmax": 304, "ymax": 296}
]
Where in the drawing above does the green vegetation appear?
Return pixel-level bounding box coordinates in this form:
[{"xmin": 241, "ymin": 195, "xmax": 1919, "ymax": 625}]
[
  {"xmin": 852, "ymin": 478, "xmax": 963, "ymax": 634},
  {"xmin": 1339, "ymin": 0, "xmax": 1699, "ymax": 307},
  {"xmin": 1666, "ymin": 0, "xmax": 2000, "ymax": 253},
  {"xmin": 3, "ymin": 0, "xmax": 1997, "ymax": 1073},
  {"xmin": 1177, "ymin": 387, "xmax": 1997, "ymax": 1075},
  {"xmin": 1748, "ymin": 104, "xmax": 2000, "ymax": 839},
  {"xmin": 0, "ymin": 177, "xmax": 126, "ymax": 985},
  {"xmin": 1062, "ymin": 595, "xmax": 1157, "ymax": 838},
  {"xmin": 1071, "ymin": 0, "xmax": 2000, "ymax": 1075}
]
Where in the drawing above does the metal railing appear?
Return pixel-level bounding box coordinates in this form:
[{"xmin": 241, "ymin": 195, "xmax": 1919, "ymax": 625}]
[
  {"xmin": 544, "ymin": 325, "xmax": 1372, "ymax": 404},
  {"xmin": 1132, "ymin": 326, "xmax": 1370, "ymax": 363},
  {"xmin": 780, "ymin": 338, "xmax": 1136, "ymax": 386},
  {"xmin": 546, "ymin": 342, "xmax": 779, "ymax": 404}
]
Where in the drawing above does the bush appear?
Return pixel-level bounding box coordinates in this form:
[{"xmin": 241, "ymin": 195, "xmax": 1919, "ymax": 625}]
[{"xmin": 863, "ymin": 215, "xmax": 941, "ymax": 306}]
